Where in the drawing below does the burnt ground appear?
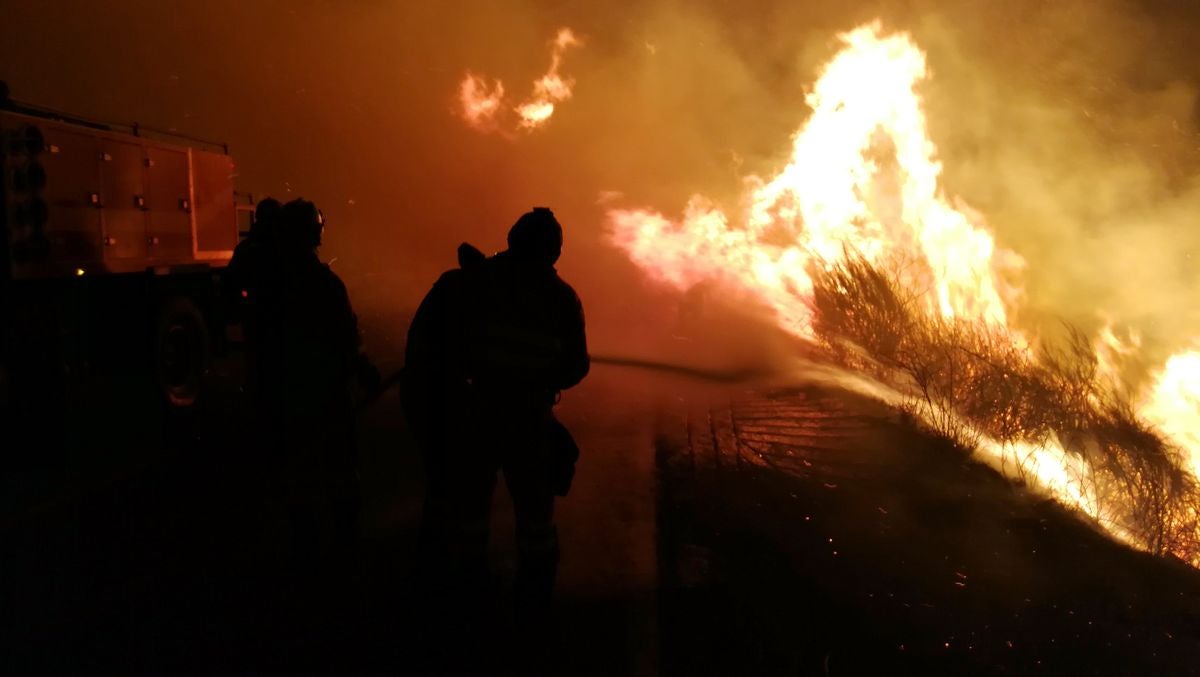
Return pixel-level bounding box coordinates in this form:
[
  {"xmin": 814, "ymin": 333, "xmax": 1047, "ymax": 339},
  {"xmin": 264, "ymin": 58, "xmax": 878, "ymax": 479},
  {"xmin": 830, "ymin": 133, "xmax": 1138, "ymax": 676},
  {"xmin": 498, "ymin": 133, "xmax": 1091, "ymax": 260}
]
[
  {"xmin": 657, "ymin": 385, "xmax": 1200, "ymax": 675},
  {"xmin": 2, "ymin": 366, "xmax": 1200, "ymax": 675}
]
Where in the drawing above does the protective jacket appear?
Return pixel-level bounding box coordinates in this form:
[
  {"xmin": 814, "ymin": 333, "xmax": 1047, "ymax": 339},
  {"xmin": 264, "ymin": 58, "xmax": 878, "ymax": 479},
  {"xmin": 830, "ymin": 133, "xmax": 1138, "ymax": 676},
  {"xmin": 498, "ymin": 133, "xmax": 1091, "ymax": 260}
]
[
  {"xmin": 403, "ymin": 244, "xmax": 588, "ymax": 491},
  {"xmin": 471, "ymin": 248, "xmax": 587, "ymax": 392}
]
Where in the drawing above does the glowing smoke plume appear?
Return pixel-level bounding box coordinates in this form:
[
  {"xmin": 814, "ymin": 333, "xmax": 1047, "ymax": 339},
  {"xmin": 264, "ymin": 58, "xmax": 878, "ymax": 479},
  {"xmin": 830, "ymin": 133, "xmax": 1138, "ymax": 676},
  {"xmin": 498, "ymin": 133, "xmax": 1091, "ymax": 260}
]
[
  {"xmin": 458, "ymin": 74, "xmax": 506, "ymax": 132},
  {"xmin": 458, "ymin": 27, "xmax": 581, "ymax": 133}
]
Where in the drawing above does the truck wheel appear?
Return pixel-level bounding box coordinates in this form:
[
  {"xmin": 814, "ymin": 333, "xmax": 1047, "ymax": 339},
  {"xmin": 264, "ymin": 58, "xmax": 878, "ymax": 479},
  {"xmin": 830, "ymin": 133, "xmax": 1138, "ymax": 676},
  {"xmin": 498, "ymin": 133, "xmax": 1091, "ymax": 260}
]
[{"xmin": 155, "ymin": 296, "xmax": 210, "ymax": 408}]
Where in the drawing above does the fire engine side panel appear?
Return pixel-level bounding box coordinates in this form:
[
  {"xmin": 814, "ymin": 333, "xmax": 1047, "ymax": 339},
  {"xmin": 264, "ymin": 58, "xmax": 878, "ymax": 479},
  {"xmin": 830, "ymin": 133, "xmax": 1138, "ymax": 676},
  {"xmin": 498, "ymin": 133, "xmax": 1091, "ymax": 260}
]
[
  {"xmin": 38, "ymin": 124, "xmax": 102, "ymax": 269},
  {"xmin": 145, "ymin": 146, "xmax": 191, "ymax": 263},
  {"xmin": 190, "ymin": 149, "xmax": 236, "ymax": 260},
  {"xmin": 98, "ymin": 138, "xmax": 148, "ymax": 265},
  {"xmin": 3, "ymin": 110, "xmax": 238, "ymax": 276}
]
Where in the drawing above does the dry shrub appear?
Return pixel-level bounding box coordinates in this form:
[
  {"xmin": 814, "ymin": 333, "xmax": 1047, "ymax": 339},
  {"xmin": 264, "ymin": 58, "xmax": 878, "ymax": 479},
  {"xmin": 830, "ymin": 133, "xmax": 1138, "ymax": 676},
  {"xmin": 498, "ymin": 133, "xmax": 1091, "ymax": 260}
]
[{"xmin": 810, "ymin": 253, "xmax": 1200, "ymax": 562}]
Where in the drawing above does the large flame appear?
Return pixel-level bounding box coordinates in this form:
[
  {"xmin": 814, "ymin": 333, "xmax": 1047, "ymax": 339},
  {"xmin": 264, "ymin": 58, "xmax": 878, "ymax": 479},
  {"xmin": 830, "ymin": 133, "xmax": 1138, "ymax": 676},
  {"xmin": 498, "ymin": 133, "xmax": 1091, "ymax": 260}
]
[
  {"xmin": 458, "ymin": 27, "xmax": 581, "ymax": 133},
  {"xmin": 611, "ymin": 23, "xmax": 1019, "ymax": 339},
  {"xmin": 608, "ymin": 22, "xmax": 1199, "ymax": 560},
  {"xmin": 1141, "ymin": 351, "xmax": 1200, "ymax": 478}
]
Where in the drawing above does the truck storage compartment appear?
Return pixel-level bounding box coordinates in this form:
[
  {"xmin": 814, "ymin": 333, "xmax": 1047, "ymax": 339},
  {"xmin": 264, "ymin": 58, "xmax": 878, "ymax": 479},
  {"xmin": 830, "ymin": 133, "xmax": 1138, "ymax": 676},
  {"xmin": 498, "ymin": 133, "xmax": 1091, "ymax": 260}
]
[
  {"xmin": 145, "ymin": 145, "xmax": 191, "ymax": 262},
  {"xmin": 190, "ymin": 149, "xmax": 237, "ymax": 258},
  {"xmin": 2, "ymin": 109, "xmax": 237, "ymax": 277}
]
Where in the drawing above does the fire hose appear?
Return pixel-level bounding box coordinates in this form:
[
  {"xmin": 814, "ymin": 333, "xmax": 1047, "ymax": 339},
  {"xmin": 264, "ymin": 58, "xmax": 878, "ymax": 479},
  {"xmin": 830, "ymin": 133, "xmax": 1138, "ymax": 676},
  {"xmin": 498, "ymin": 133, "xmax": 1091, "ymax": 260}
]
[
  {"xmin": 356, "ymin": 355, "xmax": 772, "ymax": 413},
  {"xmin": 588, "ymin": 355, "xmax": 774, "ymax": 384}
]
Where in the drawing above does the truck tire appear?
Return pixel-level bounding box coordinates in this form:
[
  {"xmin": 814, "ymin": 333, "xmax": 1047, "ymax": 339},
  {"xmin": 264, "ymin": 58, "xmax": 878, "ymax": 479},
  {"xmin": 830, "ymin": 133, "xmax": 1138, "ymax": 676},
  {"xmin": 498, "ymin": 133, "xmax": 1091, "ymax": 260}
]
[{"xmin": 155, "ymin": 296, "xmax": 210, "ymax": 408}]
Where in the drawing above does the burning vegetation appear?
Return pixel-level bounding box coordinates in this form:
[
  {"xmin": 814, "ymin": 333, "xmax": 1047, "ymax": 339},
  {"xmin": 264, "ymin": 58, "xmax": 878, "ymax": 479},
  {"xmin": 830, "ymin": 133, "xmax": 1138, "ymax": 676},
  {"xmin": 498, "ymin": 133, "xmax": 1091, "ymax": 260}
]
[
  {"xmin": 811, "ymin": 254, "xmax": 1200, "ymax": 561},
  {"xmin": 608, "ymin": 22, "xmax": 1200, "ymax": 565}
]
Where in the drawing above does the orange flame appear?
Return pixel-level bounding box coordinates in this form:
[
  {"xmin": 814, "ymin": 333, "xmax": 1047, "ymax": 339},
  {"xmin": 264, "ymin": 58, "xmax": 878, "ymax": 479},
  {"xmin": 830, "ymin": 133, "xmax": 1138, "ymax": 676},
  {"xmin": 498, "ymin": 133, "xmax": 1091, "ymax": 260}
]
[
  {"xmin": 608, "ymin": 21, "xmax": 1199, "ymax": 560},
  {"xmin": 459, "ymin": 73, "xmax": 505, "ymax": 131},
  {"xmin": 1092, "ymin": 318, "xmax": 1141, "ymax": 397},
  {"xmin": 610, "ymin": 22, "xmax": 1020, "ymax": 340},
  {"xmin": 458, "ymin": 27, "xmax": 581, "ymax": 133},
  {"xmin": 1141, "ymin": 351, "xmax": 1200, "ymax": 479},
  {"xmin": 515, "ymin": 28, "xmax": 581, "ymax": 129}
]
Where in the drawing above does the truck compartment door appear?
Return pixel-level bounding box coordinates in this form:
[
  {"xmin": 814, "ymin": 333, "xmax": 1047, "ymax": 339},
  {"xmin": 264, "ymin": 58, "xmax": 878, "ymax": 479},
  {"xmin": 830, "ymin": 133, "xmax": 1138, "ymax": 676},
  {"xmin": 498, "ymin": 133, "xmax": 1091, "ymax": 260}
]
[
  {"xmin": 190, "ymin": 149, "xmax": 237, "ymax": 258},
  {"xmin": 145, "ymin": 146, "xmax": 191, "ymax": 262},
  {"xmin": 99, "ymin": 138, "xmax": 148, "ymax": 264},
  {"xmin": 39, "ymin": 125, "xmax": 102, "ymax": 266}
]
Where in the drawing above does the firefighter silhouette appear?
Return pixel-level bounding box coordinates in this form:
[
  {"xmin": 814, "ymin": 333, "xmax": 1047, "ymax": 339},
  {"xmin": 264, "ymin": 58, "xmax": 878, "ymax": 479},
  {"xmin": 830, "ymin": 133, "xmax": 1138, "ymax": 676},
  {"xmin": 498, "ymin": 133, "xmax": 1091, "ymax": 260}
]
[
  {"xmin": 226, "ymin": 197, "xmax": 282, "ymax": 310},
  {"xmin": 403, "ymin": 207, "xmax": 589, "ymax": 651},
  {"xmin": 245, "ymin": 198, "xmax": 379, "ymax": 644},
  {"xmin": 227, "ymin": 197, "xmax": 282, "ymax": 409}
]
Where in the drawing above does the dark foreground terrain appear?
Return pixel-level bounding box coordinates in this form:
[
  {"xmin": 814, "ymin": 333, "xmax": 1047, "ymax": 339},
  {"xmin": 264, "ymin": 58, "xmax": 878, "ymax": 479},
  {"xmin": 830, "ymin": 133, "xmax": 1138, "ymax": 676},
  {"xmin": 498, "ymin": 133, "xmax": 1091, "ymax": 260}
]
[
  {"xmin": 2, "ymin": 367, "xmax": 1199, "ymax": 675},
  {"xmin": 658, "ymin": 386, "xmax": 1200, "ymax": 675}
]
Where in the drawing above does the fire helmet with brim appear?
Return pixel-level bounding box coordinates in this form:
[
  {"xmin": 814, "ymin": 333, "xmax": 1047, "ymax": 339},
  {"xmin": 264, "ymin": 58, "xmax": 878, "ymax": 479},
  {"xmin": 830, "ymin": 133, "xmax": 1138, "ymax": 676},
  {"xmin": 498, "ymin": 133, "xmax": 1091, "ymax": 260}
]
[
  {"xmin": 252, "ymin": 197, "xmax": 282, "ymax": 238},
  {"xmin": 280, "ymin": 198, "xmax": 325, "ymax": 249}
]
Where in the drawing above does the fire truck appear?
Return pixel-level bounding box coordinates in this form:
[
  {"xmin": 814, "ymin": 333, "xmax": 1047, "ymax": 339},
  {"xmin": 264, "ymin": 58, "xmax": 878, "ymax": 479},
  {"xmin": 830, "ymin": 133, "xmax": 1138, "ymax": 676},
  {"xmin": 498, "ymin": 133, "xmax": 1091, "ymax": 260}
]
[{"xmin": 0, "ymin": 84, "xmax": 252, "ymax": 459}]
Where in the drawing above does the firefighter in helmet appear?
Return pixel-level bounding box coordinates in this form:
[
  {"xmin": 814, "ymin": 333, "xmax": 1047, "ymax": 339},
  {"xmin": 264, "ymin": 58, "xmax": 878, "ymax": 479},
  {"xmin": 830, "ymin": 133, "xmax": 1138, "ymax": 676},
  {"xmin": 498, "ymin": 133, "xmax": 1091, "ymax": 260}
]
[
  {"xmin": 227, "ymin": 197, "xmax": 282, "ymax": 410},
  {"xmin": 226, "ymin": 197, "xmax": 282, "ymax": 311},
  {"xmin": 404, "ymin": 206, "xmax": 589, "ymax": 646},
  {"xmin": 247, "ymin": 198, "xmax": 379, "ymax": 649},
  {"xmin": 266, "ymin": 198, "xmax": 380, "ymax": 528}
]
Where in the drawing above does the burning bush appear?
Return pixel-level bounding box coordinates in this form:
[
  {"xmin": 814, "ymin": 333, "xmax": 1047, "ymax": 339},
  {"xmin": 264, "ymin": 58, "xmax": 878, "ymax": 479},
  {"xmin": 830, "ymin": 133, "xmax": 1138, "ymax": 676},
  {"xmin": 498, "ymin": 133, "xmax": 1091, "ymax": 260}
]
[
  {"xmin": 811, "ymin": 254, "xmax": 1200, "ymax": 563},
  {"xmin": 607, "ymin": 21, "xmax": 1200, "ymax": 567}
]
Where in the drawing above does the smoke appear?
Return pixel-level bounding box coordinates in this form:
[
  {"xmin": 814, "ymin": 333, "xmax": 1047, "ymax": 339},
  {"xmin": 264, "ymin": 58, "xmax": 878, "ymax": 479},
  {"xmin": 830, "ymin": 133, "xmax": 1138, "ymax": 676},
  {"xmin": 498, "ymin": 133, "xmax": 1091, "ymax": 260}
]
[
  {"xmin": 1, "ymin": 0, "xmax": 1198, "ymax": 379},
  {"xmin": 905, "ymin": 0, "xmax": 1200, "ymax": 381}
]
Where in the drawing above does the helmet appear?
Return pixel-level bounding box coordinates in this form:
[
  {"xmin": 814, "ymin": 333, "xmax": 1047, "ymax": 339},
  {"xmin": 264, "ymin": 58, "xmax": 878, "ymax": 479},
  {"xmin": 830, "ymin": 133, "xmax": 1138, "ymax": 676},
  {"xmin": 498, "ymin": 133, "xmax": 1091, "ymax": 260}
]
[
  {"xmin": 507, "ymin": 206, "xmax": 563, "ymax": 265},
  {"xmin": 252, "ymin": 197, "xmax": 282, "ymax": 237},
  {"xmin": 280, "ymin": 198, "xmax": 324, "ymax": 249}
]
